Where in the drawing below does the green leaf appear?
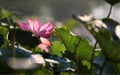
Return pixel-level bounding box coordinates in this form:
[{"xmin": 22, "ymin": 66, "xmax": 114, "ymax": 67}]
[
  {"xmin": 76, "ymin": 39, "xmax": 93, "ymax": 61},
  {"xmin": 0, "ymin": 34, "xmax": 4, "ymax": 47},
  {"xmin": 76, "ymin": 17, "xmax": 120, "ymax": 62},
  {"xmin": 55, "ymin": 27, "xmax": 93, "ymax": 60},
  {"xmin": 75, "ymin": 60, "xmax": 90, "ymax": 74},
  {"xmin": 35, "ymin": 46, "xmax": 43, "ymax": 53},
  {"xmin": 50, "ymin": 41, "xmax": 66, "ymax": 56},
  {"xmin": 114, "ymin": 63, "xmax": 120, "ymax": 74},
  {"xmin": 1, "ymin": 8, "xmax": 13, "ymax": 18},
  {"xmin": 94, "ymin": 29, "xmax": 120, "ymax": 62},
  {"xmin": 0, "ymin": 26, "xmax": 8, "ymax": 37},
  {"xmin": 105, "ymin": 0, "xmax": 120, "ymax": 5},
  {"xmin": 102, "ymin": 18, "xmax": 120, "ymax": 43},
  {"xmin": 0, "ymin": 27, "xmax": 8, "ymax": 47},
  {"xmin": 55, "ymin": 27, "xmax": 80, "ymax": 53},
  {"xmin": 0, "ymin": 8, "xmax": 17, "ymax": 26},
  {"xmin": 8, "ymin": 29, "xmax": 40, "ymax": 49}
]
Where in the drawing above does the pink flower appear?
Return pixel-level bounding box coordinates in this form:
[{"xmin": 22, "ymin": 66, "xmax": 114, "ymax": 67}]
[
  {"xmin": 18, "ymin": 18, "xmax": 55, "ymax": 53},
  {"xmin": 38, "ymin": 37, "xmax": 52, "ymax": 53},
  {"xmin": 19, "ymin": 18, "xmax": 55, "ymax": 38}
]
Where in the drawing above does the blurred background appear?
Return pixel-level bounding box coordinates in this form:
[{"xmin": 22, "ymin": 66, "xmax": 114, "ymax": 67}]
[{"xmin": 0, "ymin": 0, "xmax": 120, "ymax": 22}]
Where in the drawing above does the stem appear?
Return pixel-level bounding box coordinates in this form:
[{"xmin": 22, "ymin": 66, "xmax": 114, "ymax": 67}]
[
  {"xmin": 89, "ymin": 41, "xmax": 97, "ymax": 75},
  {"xmin": 12, "ymin": 30, "xmax": 16, "ymax": 57},
  {"xmin": 107, "ymin": 5, "xmax": 113, "ymax": 18},
  {"xmin": 99, "ymin": 58, "xmax": 108, "ymax": 75},
  {"xmin": 69, "ymin": 71, "xmax": 71, "ymax": 75},
  {"xmin": 74, "ymin": 39, "xmax": 81, "ymax": 62},
  {"xmin": 32, "ymin": 47, "xmax": 36, "ymax": 54}
]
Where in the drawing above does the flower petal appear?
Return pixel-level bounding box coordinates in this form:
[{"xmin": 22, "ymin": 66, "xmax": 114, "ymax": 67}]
[
  {"xmin": 40, "ymin": 22, "xmax": 51, "ymax": 31},
  {"xmin": 33, "ymin": 18, "xmax": 41, "ymax": 33},
  {"xmin": 40, "ymin": 37, "xmax": 52, "ymax": 46},
  {"xmin": 19, "ymin": 18, "xmax": 55, "ymax": 39},
  {"xmin": 44, "ymin": 48, "xmax": 50, "ymax": 53},
  {"xmin": 38, "ymin": 44, "xmax": 50, "ymax": 53},
  {"xmin": 18, "ymin": 22, "xmax": 30, "ymax": 31},
  {"xmin": 46, "ymin": 25, "xmax": 55, "ymax": 33},
  {"xmin": 38, "ymin": 30, "xmax": 50, "ymax": 38},
  {"xmin": 28, "ymin": 18, "xmax": 34, "ymax": 32}
]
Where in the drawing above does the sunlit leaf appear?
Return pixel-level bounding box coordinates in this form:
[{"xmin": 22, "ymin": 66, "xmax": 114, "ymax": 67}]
[
  {"xmin": 76, "ymin": 39, "xmax": 93, "ymax": 60},
  {"xmin": 50, "ymin": 41, "xmax": 66, "ymax": 56},
  {"xmin": 0, "ymin": 27, "xmax": 8, "ymax": 46},
  {"xmin": 35, "ymin": 46, "xmax": 43, "ymax": 53},
  {"xmin": 55, "ymin": 27, "xmax": 93, "ymax": 60},
  {"xmin": 0, "ymin": 26, "xmax": 8, "ymax": 38},
  {"xmin": 55, "ymin": 27, "xmax": 80, "ymax": 53}
]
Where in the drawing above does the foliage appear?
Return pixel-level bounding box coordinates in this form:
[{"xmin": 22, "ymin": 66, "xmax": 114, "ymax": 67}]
[
  {"xmin": 8, "ymin": 29, "xmax": 40, "ymax": 49},
  {"xmin": 55, "ymin": 27, "xmax": 93, "ymax": 61},
  {"xmin": 0, "ymin": 0, "xmax": 120, "ymax": 75}
]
